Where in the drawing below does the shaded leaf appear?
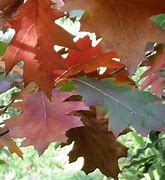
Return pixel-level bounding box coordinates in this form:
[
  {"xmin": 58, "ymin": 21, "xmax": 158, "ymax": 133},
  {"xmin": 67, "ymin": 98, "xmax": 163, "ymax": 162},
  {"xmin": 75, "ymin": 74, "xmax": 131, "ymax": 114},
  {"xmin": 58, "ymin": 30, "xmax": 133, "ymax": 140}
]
[
  {"xmin": 131, "ymin": 137, "xmax": 165, "ymax": 160},
  {"xmin": 65, "ymin": 109, "xmax": 127, "ymax": 180},
  {"xmin": 124, "ymin": 155, "xmax": 156, "ymax": 171},
  {"xmin": 0, "ymin": 159, "xmax": 6, "ymax": 165},
  {"xmin": 0, "ymin": 41, "xmax": 8, "ymax": 56}
]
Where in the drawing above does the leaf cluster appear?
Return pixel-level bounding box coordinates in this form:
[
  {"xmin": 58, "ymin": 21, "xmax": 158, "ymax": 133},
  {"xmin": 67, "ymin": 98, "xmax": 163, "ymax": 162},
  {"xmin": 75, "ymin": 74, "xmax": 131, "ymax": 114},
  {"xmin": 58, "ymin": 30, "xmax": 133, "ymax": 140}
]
[{"xmin": 0, "ymin": 0, "xmax": 164, "ymax": 179}]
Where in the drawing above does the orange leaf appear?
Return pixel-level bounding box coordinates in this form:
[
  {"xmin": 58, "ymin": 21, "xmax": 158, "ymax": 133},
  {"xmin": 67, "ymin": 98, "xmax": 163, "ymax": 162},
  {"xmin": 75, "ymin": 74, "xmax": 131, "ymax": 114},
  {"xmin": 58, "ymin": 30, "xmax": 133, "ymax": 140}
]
[
  {"xmin": 3, "ymin": 0, "xmax": 77, "ymax": 97},
  {"xmin": 56, "ymin": 51, "xmax": 124, "ymax": 82},
  {"xmin": 64, "ymin": 36, "xmax": 103, "ymax": 68}
]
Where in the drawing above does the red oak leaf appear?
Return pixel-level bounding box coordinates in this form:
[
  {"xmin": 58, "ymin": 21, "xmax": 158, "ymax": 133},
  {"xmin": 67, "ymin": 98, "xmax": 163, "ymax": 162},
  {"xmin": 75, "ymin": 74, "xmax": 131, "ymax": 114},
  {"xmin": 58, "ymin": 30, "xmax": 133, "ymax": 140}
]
[
  {"xmin": 5, "ymin": 90, "xmax": 88, "ymax": 155},
  {"xmin": 141, "ymin": 44, "xmax": 165, "ymax": 97},
  {"xmin": 59, "ymin": 0, "xmax": 165, "ymax": 74},
  {"xmin": 3, "ymin": 0, "xmax": 77, "ymax": 97},
  {"xmin": 64, "ymin": 36, "xmax": 103, "ymax": 68},
  {"xmin": 55, "ymin": 36, "xmax": 134, "ymax": 86},
  {"xmin": 141, "ymin": 73, "xmax": 165, "ymax": 98},
  {"xmin": 56, "ymin": 51, "xmax": 124, "ymax": 83}
]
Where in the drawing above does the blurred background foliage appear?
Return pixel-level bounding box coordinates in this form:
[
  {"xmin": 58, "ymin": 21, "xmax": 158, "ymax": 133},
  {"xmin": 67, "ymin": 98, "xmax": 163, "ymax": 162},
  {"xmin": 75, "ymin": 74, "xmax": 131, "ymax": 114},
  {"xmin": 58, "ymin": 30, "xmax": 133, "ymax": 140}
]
[{"xmin": 0, "ymin": 12, "xmax": 164, "ymax": 180}]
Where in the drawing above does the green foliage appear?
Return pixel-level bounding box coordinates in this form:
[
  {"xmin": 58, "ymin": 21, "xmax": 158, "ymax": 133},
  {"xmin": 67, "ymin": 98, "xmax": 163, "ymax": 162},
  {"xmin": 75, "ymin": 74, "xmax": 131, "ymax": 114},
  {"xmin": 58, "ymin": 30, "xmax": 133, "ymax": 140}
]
[
  {"xmin": 0, "ymin": 41, "xmax": 7, "ymax": 56},
  {"xmin": 151, "ymin": 14, "xmax": 165, "ymax": 29},
  {"xmin": 0, "ymin": 130, "xmax": 164, "ymax": 179},
  {"xmin": 119, "ymin": 131, "xmax": 165, "ymax": 179}
]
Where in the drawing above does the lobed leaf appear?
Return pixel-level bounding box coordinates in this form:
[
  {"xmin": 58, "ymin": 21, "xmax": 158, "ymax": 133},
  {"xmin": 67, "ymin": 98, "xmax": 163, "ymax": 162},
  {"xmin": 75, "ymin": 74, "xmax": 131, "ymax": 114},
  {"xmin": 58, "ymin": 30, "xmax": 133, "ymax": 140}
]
[
  {"xmin": 74, "ymin": 77, "xmax": 165, "ymax": 134},
  {"xmin": 141, "ymin": 44, "xmax": 165, "ymax": 97},
  {"xmin": 59, "ymin": 0, "xmax": 165, "ymax": 74},
  {"xmin": 65, "ymin": 109, "xmax": 128, "ymax": 180},
  {"xmin": 5, "ymin": 90, "xmax": 88, "ymax": 154},
  {"xmin": 3, "ymin": 0, "xmax": 77, "ymax": 97}
]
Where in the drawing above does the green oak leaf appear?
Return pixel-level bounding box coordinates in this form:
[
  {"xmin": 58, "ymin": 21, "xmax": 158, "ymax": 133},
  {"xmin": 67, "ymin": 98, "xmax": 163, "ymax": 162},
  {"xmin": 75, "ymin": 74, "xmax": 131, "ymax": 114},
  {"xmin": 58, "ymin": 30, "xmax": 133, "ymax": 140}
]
[{"xmin": 74, "ymin": 77, "xmax": 165, "ymax": 134}]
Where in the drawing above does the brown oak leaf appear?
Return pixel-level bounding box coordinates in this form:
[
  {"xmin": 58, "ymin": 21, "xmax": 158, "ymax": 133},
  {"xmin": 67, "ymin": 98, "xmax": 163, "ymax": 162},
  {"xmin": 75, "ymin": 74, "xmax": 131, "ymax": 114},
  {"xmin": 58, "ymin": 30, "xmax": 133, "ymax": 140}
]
[{"xmin": 65, "ymin": 109, "xmax": 128, "ymax": 180}]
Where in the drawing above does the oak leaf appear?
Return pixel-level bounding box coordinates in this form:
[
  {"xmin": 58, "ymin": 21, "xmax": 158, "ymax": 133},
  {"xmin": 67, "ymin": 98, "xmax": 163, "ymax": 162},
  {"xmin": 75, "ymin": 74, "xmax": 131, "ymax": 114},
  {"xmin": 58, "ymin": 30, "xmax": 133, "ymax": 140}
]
[
  {"xmin": 59, "ymin": 0, "xmax": 165, "ymax": 73},
  {"xmin": 60, "ymin": 36, "xmax": 134, "ymax": 84},
  {"xmin": 102, "ymin": 68, "xmax": 135, "ymax": 86},
  {"xmin": 141, "ymin": 44, "xmax": 165, "ymax": 97},
  {"xmin": 74, "ymin": 77, "xmax": 165, "ymax": 134},
  {"xmin": 3, "ymin": 0, "xmax": 76, "ymax": 97},
  {"xmin": 64, "ymin": 109, "xmax": 127, "ymax": 180},
  {"xmin": 54, "ymin": 37, "xmax": 134, "ymax": 86},
  {"xmin": 141, "ymin": 73, "xmax": 165, "ymax": 98},
  {"xmin": 56, "ymin": 51, "xmax": 124, "ymax": 83},
  {"xmin": 5, "ymin": 90, "xmax": 88, "ymax": 155},
  {"xmin": 64, "ymin": 36, "xmax": 103, "ymax": 68}
]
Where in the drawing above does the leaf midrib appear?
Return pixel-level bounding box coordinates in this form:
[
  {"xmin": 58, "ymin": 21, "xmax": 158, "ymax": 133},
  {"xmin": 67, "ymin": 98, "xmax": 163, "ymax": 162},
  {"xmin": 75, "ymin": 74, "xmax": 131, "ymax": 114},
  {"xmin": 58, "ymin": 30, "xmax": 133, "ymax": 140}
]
[{"xmin": 76, "ymin": 79, "xmax": 145, "ymax": 119}]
